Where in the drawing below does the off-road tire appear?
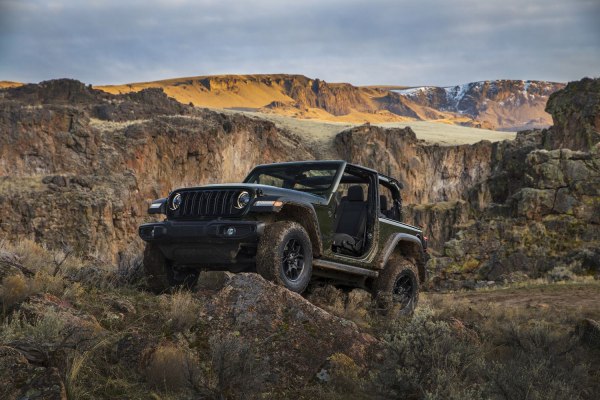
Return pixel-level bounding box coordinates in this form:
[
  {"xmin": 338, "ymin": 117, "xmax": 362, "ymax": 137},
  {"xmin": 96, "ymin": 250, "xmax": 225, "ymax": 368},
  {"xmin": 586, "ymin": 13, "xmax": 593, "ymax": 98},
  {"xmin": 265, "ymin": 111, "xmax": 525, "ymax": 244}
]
[
  {"xmin": 374, "ymin": 255, "xmax": 419, "ymax": 316},
  {"xmin": 256, "ymin": 221, "xmax": 313, "ymax": 293},
  {"xmin": 142, "ymin": 243, "xmax": 173, "ymax": 293}
]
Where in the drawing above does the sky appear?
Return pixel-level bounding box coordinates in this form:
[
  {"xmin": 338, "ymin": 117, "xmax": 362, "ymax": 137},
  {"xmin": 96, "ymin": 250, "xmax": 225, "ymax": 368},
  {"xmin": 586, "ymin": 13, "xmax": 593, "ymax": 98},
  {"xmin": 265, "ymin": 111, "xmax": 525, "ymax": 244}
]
[{"xmin": 0, "ymin": 0, "xmax": 598, "ymax": 87}]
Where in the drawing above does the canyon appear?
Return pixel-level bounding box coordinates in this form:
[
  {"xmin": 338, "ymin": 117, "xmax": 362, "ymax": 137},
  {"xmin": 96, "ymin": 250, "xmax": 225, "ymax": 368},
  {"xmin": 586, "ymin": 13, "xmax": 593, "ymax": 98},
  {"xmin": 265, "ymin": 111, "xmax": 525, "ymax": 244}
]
[{"xmin": 0, "ymin": 77, "xmax": 598, "ymax": 285}]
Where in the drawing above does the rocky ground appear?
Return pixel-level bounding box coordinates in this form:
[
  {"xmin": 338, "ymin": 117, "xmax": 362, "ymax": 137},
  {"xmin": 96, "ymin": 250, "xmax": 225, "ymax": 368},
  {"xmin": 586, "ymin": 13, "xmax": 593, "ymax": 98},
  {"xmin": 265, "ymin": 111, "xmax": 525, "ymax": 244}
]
[{"xmin": 0, "ymin": 241, "xmax": 599, "ymax": 399}]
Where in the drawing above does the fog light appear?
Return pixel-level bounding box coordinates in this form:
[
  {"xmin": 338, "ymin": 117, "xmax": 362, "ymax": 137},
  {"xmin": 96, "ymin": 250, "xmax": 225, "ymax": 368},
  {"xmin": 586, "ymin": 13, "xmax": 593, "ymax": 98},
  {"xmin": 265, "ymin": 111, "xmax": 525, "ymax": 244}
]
[{"xmin": 225, "ymin": 227, "xmax": 236, "ymax": 236}]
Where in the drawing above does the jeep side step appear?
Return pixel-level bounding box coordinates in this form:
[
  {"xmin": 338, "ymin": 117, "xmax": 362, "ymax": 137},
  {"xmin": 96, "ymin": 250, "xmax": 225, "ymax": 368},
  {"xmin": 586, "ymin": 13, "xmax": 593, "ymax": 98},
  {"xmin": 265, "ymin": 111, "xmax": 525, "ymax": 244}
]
[{"xmin": 313, "ymin": 259, "xmax": 379, "ymax": 278}]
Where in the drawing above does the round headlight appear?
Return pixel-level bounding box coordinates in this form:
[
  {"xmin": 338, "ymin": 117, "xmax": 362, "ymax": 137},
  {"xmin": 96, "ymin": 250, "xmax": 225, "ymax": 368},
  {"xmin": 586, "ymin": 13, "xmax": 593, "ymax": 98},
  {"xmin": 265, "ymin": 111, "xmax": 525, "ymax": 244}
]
[
  {"xmin": 235, "ymin": 191, "xmax": 251, "ymax": 209},
  {"xmin": 170, "ymin": 193, "xmax": 182, "ymax": 210}
]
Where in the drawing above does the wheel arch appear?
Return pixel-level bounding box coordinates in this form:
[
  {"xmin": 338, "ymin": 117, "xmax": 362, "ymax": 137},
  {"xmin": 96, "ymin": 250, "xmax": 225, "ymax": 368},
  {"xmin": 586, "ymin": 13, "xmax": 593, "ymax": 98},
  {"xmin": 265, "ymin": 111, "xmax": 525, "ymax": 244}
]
[
  {"xmin": 379, "ymin": 233, "xmax": 427, "ymax": 283},
  {"xmin": 273, "ymin": 202, "xmax": 323, "ymax": 257}
]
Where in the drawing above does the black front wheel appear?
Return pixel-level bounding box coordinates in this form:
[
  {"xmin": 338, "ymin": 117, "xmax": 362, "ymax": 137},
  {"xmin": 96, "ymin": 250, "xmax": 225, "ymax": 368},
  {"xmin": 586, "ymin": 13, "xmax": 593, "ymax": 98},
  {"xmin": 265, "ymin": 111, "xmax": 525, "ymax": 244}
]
[{"xmin": 256, "ymin": 221, "xmax": 313, "ymax": 293}]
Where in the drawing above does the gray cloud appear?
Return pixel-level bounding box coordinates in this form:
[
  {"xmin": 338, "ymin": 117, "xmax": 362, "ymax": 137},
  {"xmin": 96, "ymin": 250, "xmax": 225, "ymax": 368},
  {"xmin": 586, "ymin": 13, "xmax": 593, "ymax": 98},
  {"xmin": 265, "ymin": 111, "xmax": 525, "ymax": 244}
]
[{"xmin": 0, "ymin": 0, "xmax": 598, "ymax": 86}]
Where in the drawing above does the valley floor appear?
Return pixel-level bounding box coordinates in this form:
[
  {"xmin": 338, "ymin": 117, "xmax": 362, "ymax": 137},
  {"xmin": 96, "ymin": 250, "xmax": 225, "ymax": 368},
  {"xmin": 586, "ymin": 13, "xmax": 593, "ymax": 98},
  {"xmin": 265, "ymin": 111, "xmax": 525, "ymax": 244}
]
[
  {"xmin": 217, "ymin": 109, "xmax": 516, "ymax": 158},
  {"xmin": 427, "ymin": 280, "xmax": 600, "ymax": 322}
]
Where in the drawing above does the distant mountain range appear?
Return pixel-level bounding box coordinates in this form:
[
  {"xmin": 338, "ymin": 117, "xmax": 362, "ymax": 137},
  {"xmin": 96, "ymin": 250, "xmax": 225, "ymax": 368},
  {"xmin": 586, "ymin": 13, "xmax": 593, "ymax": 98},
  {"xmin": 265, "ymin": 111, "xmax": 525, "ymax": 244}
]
[
  {"xmin": 392, "ymin": 80, "xmax": 565, "ymax": 131},
  {"xmin": 2, "ymin": 75, "xmax": 565, "ymax": 131}
]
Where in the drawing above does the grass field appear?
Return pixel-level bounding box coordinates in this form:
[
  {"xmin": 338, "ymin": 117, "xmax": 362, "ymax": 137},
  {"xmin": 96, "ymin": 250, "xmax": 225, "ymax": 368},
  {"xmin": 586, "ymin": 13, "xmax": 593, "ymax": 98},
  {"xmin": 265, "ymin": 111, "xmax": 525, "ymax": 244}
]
[{"xmin": 220, "ymin": 109, "xmax": 516, "ymax": 158}]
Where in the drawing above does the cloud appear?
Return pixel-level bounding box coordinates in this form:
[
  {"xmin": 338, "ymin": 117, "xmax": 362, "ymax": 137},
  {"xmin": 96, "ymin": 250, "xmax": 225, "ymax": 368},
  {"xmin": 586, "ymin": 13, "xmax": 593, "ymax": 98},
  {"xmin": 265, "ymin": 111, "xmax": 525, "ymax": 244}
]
[{"xmin": 0, "ymin": 0, "xmax": 598, "ymax": 86}]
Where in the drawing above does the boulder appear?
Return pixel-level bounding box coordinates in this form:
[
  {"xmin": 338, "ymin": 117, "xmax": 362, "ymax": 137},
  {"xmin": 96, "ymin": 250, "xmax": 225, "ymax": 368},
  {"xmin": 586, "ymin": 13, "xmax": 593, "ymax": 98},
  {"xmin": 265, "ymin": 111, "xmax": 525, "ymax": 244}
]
[
  {"xmin": 0, "ymin": 346, "xmax": 67, "ymax": 400},
  {"xmin": 203, "ymin": 273, "xmax": 378, "ymax": 391},
  {"xmin": 576, "ymin": 319, "xmax": 600, "ymax": 348}
]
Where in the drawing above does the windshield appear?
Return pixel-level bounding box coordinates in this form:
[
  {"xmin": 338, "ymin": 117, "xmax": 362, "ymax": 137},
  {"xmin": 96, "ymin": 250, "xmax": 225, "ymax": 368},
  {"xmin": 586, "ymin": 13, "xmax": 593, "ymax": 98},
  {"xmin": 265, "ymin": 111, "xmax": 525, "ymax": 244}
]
[{"xmin": 244, "ymin": 164, "xmax": 340, "ymax": 197}]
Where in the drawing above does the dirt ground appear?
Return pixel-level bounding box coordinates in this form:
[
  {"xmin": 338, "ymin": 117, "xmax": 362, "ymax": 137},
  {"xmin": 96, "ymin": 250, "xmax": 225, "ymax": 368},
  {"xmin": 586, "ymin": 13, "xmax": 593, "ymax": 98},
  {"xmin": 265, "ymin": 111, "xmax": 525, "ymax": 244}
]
[{"xmin": 425, "ymin": 281, "xmax": 600, "ymax": 322}]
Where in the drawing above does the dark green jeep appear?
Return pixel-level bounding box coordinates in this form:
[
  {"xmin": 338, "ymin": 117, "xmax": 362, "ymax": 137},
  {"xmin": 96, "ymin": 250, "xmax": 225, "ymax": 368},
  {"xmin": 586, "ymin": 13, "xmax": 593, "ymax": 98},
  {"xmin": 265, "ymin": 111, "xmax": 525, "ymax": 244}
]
[{"xmin": 139, "ymin": 160, "xmax": 428, "ymax": 313}]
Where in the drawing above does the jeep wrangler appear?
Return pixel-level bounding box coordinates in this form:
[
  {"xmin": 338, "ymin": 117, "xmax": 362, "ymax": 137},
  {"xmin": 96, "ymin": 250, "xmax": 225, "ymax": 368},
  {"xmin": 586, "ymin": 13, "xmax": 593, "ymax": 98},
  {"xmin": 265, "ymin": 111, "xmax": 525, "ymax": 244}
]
[{"xmin": 139, "ymin": 161, "xmax": 428, "ymax": 314}]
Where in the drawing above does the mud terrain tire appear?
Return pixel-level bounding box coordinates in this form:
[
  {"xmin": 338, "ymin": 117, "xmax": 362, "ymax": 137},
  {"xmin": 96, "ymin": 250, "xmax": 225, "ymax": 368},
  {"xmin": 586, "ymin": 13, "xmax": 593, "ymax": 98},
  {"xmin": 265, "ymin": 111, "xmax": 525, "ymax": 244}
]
[
  {"xmin": 256, "ymin": 221, "xmax": 313, "ymax": 293},
  {"xmin": 142, "ymin": 243, "xmax": 173, "ymax": 293},
  {"xmin": 374, "ymin": 255, "xmax": 419, "ymax": 316}
]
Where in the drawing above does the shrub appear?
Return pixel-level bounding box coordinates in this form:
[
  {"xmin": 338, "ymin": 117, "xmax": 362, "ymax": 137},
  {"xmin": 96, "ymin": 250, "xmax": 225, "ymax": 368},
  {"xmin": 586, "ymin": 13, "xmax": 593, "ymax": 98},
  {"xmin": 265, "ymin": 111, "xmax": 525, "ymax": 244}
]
[
  {"xmin": 145, "ymin": 343, "xmax": 199, "ymax": 392},
  {"xmin": 327, "ymin": 352, "xmax": 365, "ymax": 393},
  {"xmin": 374, "ymin": 307, "xmax": 485, "ymax": 399},
  {"xmin": 307, "ymin": 285, "xmax": 373, "ymax": 328},
  {"xmin": 484, "ymin": 319, "xmax": 588, "ymax": 400},
  {"xmin": 11, "ymin": 239, "xmax": 50, "ymax": 272},
  {"xmin": 115, "ymin": 253, "xmax": 144, "ymax": 286},
  {"xmin": 160, "ymin": 290, "xmax": 200, "ymax": 332},
  {"xmin": 547, "ymin": 265, "xmax": 575, "ymax": 282},
  {"xmin": 0, "ymin": 274, "xmax": 31, "ymax": 313},
  {"xmin": 0, "ymin": 309, "xmax": 65, "ymax": 344},
  {"xmin": 209, "ymin": 333, "xmax": 268, "ymax": 398},
  {"xmin": 31, "ymin": 271, "xmax": 66, "ymax": 297}
]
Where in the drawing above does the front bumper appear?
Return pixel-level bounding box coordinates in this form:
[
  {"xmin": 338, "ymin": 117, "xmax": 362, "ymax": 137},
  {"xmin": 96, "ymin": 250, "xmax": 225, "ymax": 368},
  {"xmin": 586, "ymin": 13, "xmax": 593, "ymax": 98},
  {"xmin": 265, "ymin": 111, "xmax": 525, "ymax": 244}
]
[{"xmin": 139, "ymin": 220, "xmax": 264, "ymax": 267}]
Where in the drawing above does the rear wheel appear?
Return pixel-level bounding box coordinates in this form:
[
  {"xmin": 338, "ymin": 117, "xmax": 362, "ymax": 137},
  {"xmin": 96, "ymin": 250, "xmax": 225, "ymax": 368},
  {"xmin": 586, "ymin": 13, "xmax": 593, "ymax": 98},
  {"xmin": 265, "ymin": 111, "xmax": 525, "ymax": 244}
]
[
  {"xmin": 256, "ymin": 221, "xmax": 313, "ymax": 293},
  {"xmin": 374, "ymin": 255, "xmax": 419, "ymax": 316}
]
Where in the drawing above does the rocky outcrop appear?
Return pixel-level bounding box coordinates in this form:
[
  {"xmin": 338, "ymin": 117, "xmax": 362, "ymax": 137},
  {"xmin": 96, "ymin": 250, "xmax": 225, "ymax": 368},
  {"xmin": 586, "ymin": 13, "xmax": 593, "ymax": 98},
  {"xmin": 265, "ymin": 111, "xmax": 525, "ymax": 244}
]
[
  {"xmin": 0, "ymin": 258, "xmax": 379, "ymax": 399},
  {"xmin": 0, "ymin": 346, "xmax": 67, "ymax": 400},
  {"xmin": 334, "ymin": 125, "xmax": 495, "ymax": 205},
  {"xmin": 423, "ymin": 78, "xmax": 600, "ymax": 286},
  {"xmin": 202, "ymin": 273, "xmax": 377, "ymax": 391},
  {"xmin": 544, "ymin": 77, "xmax": 600, "ymax": 151},
  {"xmin": 431, "ymin": 145, "xmax": 600, "ymax": 284}
]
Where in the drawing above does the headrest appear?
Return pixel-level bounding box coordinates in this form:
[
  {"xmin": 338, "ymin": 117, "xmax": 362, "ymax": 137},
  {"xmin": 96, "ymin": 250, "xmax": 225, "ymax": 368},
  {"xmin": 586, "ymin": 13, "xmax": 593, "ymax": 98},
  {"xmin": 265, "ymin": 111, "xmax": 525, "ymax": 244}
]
[
  {"xmin": 380, "ymin": 195, "xmax": 388, "ymax": 210},
  {"xmin": 347, "ymin": 185, "xmax": 364, "ymax": 202}
]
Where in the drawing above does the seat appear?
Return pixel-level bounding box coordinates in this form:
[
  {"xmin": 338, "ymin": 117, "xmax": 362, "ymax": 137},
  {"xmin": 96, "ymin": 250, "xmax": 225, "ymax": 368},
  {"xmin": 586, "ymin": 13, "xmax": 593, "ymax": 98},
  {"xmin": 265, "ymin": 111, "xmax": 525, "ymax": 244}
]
[
  {"xmin": 379, "ymin": 195, "xmax": 395, "ymax": 219},
  {"xmin": 379, "ymin": 195, "xmax": 388, "ymax": 217},
  {"xmin": 332, "ymin": 185, "xmax": 368, "ymax": 255}
]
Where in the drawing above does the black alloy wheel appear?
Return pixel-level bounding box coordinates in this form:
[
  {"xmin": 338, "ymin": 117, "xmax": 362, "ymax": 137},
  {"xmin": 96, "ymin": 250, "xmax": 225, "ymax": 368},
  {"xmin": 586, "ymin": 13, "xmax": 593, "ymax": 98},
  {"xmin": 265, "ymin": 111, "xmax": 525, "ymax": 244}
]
[{"xmin": 282, "ymin": 239, "xmax": 305, "ymax": 282}]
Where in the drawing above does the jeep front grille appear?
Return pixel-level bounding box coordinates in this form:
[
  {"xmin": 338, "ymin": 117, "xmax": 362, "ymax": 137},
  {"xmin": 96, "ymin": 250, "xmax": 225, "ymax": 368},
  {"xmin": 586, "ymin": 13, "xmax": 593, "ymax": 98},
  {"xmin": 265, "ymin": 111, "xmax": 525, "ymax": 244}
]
[{"xmin": 168, "ymin": 190, "xmax": 247, "ymax": 219}]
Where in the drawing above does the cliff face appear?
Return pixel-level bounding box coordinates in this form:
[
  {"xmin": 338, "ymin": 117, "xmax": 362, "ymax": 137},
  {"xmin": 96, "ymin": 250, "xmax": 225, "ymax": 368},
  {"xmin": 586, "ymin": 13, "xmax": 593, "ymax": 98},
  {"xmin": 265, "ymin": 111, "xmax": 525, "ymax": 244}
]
[
  {"xmin": 0, "ymin": 80, "xmax": 313, "ymax": 261},
  {"xmin": 425, "ymin": 80, "xmax": 600, "ymax": 288},
  {"xmin": 544, "ymin": 77, "xmax": 600, "ymax": 151},
  {"xmin": 334, "ymin": 78, "xmax": 600, "ymax": 270},
  {"xmin": 334, "ymin": 125, "xmax": 495, "ymax": 205},
  {"xmin": 395, "ymin": 80, "xmax": 565, "ymax": 131}
]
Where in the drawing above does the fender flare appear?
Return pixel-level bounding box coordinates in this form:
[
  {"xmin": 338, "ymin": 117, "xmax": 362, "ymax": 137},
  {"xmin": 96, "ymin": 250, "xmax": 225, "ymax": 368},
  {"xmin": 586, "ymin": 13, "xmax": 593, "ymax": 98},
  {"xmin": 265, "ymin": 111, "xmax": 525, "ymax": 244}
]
[
  {"xmin": 379, "ymin": 233, "xmax": 427, "ymax": 282},
  {"xmin": 276, "ymin": 202, "xmax": 323, "ymax": 257}
]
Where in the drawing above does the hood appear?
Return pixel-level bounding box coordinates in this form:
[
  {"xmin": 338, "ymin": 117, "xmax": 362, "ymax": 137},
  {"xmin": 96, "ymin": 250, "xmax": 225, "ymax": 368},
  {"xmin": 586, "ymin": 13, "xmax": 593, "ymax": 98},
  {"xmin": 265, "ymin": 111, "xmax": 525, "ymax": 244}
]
[{"xmin": 172, "ymin": 183, "xmax": 328, "ymax": 205}]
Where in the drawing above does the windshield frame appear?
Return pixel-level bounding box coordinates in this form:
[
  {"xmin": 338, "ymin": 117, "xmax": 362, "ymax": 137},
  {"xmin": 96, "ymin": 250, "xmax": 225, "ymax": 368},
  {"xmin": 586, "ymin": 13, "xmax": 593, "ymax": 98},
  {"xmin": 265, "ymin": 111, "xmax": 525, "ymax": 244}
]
[{"xmin": 243, "ymin": 161, "xmax": 346, "ymax": 201}]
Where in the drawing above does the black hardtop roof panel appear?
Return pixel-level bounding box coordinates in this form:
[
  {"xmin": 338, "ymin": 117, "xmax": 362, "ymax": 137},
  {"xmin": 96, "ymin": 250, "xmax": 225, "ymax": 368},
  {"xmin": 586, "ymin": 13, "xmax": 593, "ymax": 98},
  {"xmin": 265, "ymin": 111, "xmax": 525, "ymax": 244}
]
[
  {"xmin": 252, "ymin": 160, "xmax": 346, "ymax": 169},
  {"xmin": 346, "ymin": 162, "xmax": 378, "ymax": 175}
]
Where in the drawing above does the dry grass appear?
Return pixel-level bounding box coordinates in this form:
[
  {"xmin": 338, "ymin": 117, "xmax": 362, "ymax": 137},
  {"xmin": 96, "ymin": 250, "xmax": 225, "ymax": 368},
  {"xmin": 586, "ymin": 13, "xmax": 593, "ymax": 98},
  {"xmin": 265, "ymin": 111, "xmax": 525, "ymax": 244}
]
[
  {"xmin": 0, "ymin": 239, "xmax": 92, "ymax": 314},
  {"xmin": 306, "ymin": 285, "xmax": 373, "ymax": 328},
  {"xmin": 160, "ymin": 289, "xmax": 200, "ymax": 332},
  {"xmin": 209, "ymin": 333, "xmax": 267, "ymax": 398},
  {"xmin": 0, "ymin": 274, "xmax": 30, "ymax": 313},
  {"xmin": 145, "ymin": 343, "xmax": 199, "ymax": 392},
  {"xmin": 1, "ymin": 237, "xmax": 598, "ymax": 399},
  {"xmin": 0, "ymin": 309, "xmax": 65, "ymax": 344}
]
